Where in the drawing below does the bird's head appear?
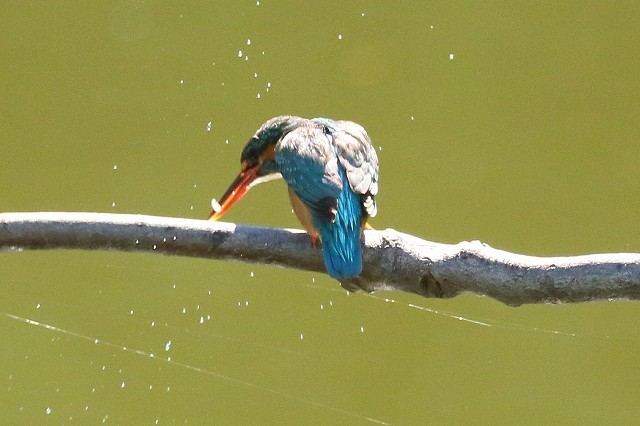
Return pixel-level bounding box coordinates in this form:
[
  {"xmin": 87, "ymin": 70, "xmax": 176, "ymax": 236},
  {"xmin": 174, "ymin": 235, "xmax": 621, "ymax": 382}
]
[{"xmin": 208, "ymin": 116, "xmax": 303, "ymax": 221}]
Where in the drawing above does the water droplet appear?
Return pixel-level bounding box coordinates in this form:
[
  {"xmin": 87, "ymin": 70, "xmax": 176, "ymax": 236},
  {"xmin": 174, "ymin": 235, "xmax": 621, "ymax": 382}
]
[{"xmin": 449, "ymin": 53, "xmax": 454, "ymax": 60}]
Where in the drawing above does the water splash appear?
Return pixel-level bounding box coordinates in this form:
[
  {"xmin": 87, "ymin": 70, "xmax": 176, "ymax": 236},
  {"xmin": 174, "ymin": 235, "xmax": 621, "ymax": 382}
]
[{"xmin": 1, "ymin": 312, "xmax": 389, "ymax": 425}]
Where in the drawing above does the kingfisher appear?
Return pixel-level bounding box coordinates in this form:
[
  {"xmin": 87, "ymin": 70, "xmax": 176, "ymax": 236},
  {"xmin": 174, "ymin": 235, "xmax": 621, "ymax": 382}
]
[{"xmin": 208, "ymin": 115, "xmax": 379, "ymax": 279}]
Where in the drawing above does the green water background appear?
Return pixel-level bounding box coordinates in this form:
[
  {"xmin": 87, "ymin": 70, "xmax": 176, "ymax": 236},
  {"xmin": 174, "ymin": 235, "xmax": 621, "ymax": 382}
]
[{"xmin": 1, "ymin": 1, "xmax": 640, "ymax": 423}]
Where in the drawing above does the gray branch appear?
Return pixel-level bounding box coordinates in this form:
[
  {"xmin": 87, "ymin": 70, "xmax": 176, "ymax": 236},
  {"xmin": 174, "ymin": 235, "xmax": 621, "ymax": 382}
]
[{"xmin": 1, "ymin": 212, "xmax": 639, "ymax": 306}]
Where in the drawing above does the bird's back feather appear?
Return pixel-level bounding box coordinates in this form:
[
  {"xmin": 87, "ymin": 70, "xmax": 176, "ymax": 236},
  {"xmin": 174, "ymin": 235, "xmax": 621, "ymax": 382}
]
[
  {"xmin": 313, "ymin": 168, "xmax": 363, "ymax": 278},
  {"xmin": 274, "ymin": 119, "xmax": 377, "ymax": 279}
]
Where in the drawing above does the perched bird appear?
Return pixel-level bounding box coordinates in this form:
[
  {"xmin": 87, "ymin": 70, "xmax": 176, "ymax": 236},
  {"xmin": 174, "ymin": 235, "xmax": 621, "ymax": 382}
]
[{"xmin": 208, "ymin": 115, "xmax": 379, "ymax": 279}]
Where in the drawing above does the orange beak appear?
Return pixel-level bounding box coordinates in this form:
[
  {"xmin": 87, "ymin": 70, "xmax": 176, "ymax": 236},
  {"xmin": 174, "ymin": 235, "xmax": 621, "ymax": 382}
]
[{"xmin": 208, "ymin": 166, "xmax": 260, "ymax": 221}]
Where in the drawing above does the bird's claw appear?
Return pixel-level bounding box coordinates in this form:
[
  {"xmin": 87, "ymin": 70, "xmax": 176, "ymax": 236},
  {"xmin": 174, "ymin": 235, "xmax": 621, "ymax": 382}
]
[{"xmin": 339, "ymin": 277, "xmax": 374, "ymax": 293}]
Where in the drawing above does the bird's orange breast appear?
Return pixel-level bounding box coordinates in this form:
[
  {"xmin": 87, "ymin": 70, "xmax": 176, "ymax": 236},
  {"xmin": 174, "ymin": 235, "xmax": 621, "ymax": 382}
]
[{"xmin": 288, "ymin": 189, "xmax": 320, "ymax": 243}]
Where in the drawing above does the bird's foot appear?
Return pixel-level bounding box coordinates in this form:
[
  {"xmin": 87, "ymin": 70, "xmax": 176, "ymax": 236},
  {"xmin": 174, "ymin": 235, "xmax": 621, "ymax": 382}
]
[
  {"xmin": 310, "ymin": 235, "xmax": 320, "ymax": 249},
  {"xmin": 339, "ymin": 277, "xmax": 375, "ymax": 293}
]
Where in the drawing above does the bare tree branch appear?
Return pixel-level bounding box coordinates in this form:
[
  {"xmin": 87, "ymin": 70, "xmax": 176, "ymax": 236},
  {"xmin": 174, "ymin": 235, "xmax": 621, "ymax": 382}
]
[{"xmin": 1, "ymin": 212, "xmax": 639, "ymax": 306}]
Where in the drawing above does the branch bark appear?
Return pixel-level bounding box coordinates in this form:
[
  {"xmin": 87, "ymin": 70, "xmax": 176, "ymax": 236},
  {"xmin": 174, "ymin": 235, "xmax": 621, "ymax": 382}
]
[{"xmin": 1, "ymin": 212, "xmax": 639, "ymax": 306}]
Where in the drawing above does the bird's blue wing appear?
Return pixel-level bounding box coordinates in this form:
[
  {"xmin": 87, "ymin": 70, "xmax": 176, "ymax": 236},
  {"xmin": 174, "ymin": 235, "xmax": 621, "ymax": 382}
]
[{"xmin": 275, "ymin": 124, "xmax": 342, "ymax": 222}]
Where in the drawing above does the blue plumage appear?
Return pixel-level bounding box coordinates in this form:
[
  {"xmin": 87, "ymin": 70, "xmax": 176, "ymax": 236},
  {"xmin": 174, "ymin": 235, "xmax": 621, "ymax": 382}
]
[
  {"xmin": 312, "ymin": 169, "xmax": 363, "ymax": 279},
  {"xmin": 275, "ymin": 124, "xmax": 367, "ymax": 279}
]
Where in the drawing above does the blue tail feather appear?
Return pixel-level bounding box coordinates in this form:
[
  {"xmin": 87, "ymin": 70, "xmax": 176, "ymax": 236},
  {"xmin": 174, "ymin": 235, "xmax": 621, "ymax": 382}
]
[{"xmin": 313, "ymin": 170, "xmax": 362, "ymax": 279}]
